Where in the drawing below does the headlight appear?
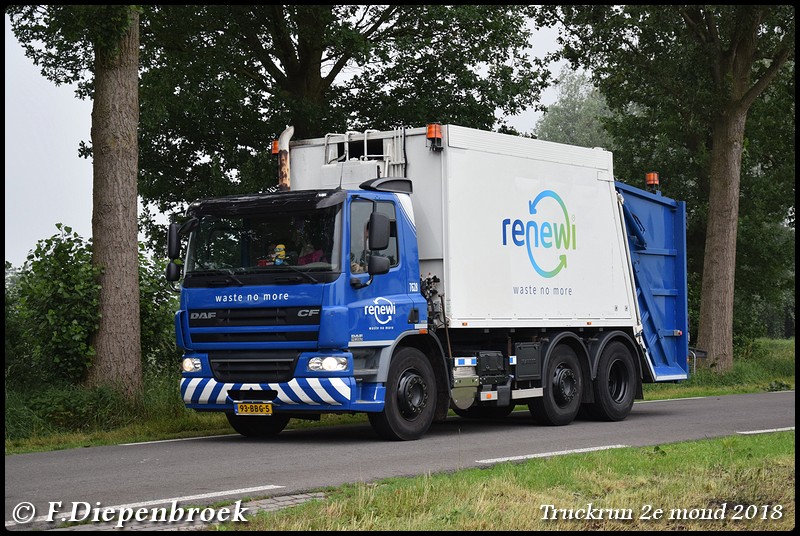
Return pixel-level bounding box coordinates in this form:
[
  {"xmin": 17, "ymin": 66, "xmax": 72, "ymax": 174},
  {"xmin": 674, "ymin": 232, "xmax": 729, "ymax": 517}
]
[
  {"xmin": 182, "ymin": 358, "xmax": 202, "ymax": 372},
  {"xmin": 308, "ymin": 356, "xmax": 348, "ymax": 372}
]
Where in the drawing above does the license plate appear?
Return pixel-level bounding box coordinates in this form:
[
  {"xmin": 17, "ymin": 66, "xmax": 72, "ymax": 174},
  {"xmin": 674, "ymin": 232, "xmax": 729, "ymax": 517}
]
[{"xmin": 235, "ymin": 402, "xmax": 273, "ymax": 415}]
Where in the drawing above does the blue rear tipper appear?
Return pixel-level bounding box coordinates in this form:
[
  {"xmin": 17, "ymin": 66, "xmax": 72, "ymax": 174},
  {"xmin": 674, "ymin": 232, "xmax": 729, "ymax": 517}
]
[{"xmin": 616, "ymin": 181, "xmax": 689, "ymax": 381}]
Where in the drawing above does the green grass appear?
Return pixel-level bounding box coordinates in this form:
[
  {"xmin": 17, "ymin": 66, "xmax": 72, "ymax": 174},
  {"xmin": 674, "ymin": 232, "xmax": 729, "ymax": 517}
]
[
  {"xmin": 215, "ymin": 431, "xmax": 795, "ymax": 531},
  {"xmin": 5, "ymin": 338, "xmax": 794, "ymax": 455}
]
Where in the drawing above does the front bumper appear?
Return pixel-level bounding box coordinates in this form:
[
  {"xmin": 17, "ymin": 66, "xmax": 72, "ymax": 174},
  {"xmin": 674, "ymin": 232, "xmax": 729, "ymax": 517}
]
[{"xmin": 180, "ymin": 376, "xmax": 385, "ymax": 412}]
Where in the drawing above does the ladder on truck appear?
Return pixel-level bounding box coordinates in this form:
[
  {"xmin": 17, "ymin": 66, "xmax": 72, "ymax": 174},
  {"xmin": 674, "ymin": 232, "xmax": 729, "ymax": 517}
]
[{"xmin": 323, "ymin": 127, "xmax": 407, "ymax": 179}]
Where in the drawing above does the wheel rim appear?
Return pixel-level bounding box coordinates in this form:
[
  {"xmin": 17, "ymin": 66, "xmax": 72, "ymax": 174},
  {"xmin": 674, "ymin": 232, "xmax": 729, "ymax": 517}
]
[
  {"xmin": 607, "ymin": 358, "xmax": 629, "ymax": 403},
  {"xmin": 553, "ymin": 364, "xmax": 577, "ymax": 407},
  {"xmin": 396, "ymin": 368, "xmax": 428, "ymax": 420}
]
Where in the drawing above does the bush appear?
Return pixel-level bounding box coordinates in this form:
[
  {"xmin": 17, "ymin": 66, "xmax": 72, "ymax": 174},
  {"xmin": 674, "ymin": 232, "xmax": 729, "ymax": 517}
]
[
  {"xmin": 6, "ymin": 225, "xmax": 182, "ymax": 386},
  {"xmin": 5, "ymin": 263, "xmax": 30, "ymax": 384},
  {"xmin": 138, "ymin": 246, "xmax": 181, "ymax": 375},
  {"xmin": 13, "ymin": 225, "xmax": 101, "ymax": 386},
  {"xmin": 4, "ymin": 225, "xmax": 188, "ymax": 443}
]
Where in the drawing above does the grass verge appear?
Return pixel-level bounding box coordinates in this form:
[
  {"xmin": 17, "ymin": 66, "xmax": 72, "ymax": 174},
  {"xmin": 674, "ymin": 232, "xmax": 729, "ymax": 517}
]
[{"xmin": 216, "ymin": 431, "xmax": 795, "ymax": 531}]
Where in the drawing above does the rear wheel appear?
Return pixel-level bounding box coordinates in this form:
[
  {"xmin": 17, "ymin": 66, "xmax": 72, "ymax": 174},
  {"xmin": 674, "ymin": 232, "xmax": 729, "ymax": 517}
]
[
  {"xmin": 226, "ymin": 413, "xmax": 290, "ymax": 438},
  {"xmin": 369, "ymin": 347, "xmax": 436, "ymax": 441},
  {"xmin": 528, "ymin": 344, "xmax": 583, "ymax": 426},
  {"xmin": 585, "ymin": 341, "xmax": 636, "ymax": 421}
]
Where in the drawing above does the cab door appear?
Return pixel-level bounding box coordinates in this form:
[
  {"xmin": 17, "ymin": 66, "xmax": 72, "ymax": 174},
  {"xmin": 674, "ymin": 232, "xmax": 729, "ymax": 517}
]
[{"xmin": 345, "ymin": 195, "xmax": 419, "ymax": 348}]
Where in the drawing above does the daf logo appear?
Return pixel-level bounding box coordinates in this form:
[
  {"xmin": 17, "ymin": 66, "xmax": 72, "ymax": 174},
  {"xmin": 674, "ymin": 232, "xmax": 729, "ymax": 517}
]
[
  {"xmin": 190, "ymin": 312, "xmax": 217, "ymax": 320},
  {"xmin": 298, "ymin": 309, "xmax": 320, "ymax": 317}
]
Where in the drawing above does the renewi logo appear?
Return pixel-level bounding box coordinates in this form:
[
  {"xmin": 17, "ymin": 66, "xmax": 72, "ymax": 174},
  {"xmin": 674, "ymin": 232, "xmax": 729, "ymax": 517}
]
[
  {"xmin": 364, "ymin": 297, "xmax": 395, "ymax": 325},
  {"xmin": 501, "ymin": 190, "xmax": 576, "ymax": 278}
]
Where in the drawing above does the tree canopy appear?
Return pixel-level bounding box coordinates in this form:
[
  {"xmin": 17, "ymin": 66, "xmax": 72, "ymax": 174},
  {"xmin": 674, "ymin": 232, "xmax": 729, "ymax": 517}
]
[
  {"xmin": 533, "ymin": 66, "xmax": 613, "ymax": 149},
  {"xmin": 137, "ymin": 5, "xmax": 551, "ymax": 223}
]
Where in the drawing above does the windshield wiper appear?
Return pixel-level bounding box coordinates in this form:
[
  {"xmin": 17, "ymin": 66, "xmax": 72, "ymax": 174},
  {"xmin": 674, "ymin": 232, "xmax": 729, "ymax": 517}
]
[
  {"xmin": 220, "ymin": 269, "xmax": 245, "ymax": 286},
  {"xmin": 279, "ymin": 264, "xmax": 319, "ymax": 284},
  {"xmin": 187, "ymin": 269, "xmax": 245, "ymax": 286}
]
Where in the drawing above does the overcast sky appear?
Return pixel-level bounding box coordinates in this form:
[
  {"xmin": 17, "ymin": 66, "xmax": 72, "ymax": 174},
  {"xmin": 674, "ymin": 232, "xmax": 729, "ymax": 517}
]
[
  {"xmin": 5, "ymin": 15, "xmax": 94, "ymax": 268},
  {"xmin": 4, "ymin": 14, "xmax": 559, "ymax": 269}
]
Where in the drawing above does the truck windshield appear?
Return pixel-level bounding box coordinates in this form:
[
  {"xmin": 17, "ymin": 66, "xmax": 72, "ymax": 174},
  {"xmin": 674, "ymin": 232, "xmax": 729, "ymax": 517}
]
[{"xmin": 184, "ymin": 204, "xmax": 341, "ymax": 283}]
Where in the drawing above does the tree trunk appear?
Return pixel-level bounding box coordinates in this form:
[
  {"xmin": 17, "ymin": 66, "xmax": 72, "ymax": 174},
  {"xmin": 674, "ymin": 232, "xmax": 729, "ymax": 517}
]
[
  {"xmin": 85, "ymin": 9, "xmax": 143, "ymax": 400},
  {"xmin": 696, "ymin": 110, "xmax": 747, "ymax": 373}
]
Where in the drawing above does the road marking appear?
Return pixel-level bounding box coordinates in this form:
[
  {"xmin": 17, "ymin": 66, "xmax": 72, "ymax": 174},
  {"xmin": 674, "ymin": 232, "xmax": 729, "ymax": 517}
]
[
  {"xmin": 636, "ymin": 391, "xmax": 795, "ymax": 404},
  {"xmin": 121, "ymin": 434, "xmax": 239, "ymax": 446},
  {"xmin": 476, "ymin": 444, "xmax": 628, "ymax": 464},
  {"xmin": 5, "ymin": 484, "xmax": 285, "ymax": 527},
  {"xmin": 737, "ymin": 426, "xmax": 794, "ymax": 435},
  {"xmin": 122, "ymin": 426, "xmax": 310, "ymax": 446},
  {"xmin": 635, "ymin": 397, "xmax": 706, "ymax": 403}
]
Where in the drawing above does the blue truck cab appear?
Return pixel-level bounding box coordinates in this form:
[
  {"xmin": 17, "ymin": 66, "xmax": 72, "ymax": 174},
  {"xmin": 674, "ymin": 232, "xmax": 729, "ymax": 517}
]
[{"xmin": 170, "ymin": 180, "xmax": 441, "ymax": 440}]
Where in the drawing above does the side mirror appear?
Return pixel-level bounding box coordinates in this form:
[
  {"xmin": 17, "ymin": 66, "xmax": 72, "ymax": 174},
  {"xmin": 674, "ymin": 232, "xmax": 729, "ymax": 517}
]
[
  {"xmin": 165, "ymin": 261, "xmax": 182, "ymax": 282},
  {"xmin": 168, "ymin": 218, "xmax": 199, "ymax": 260},
  {"xmin": 367, "ymin": 254, "xmax": 390, "ymax": 276},
  {"xmin": 368, "ymin": 212, "xmax": 390, "ymax": 251},
  {"xmin": 351, "ymin": 254, "xmax": 390, "ymax": 289},
  {"xmin": 167, "ymin": 222, "xmax": 182, "ymax": 260}
]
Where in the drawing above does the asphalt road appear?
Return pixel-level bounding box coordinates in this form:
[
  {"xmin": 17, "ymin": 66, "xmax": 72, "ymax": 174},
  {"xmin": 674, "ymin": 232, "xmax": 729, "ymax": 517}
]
[{"xmin": 5, "ymin": 391, "xmax": 795, "ymax": 529}]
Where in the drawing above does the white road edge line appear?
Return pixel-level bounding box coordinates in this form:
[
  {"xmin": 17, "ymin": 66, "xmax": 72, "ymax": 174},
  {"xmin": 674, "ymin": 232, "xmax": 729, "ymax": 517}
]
[
  {"xmin": 121, "ymin": 434, "xmax": 239, "ymax": 446},
  {"xmin": 635, "ymin": 397, "xmax": 706, "ymax": 403},
  {"xmin": 6, "ymin": 484, "xmax": 285, "ymax": 527},
  {"xmin": 477, "ymin": 444, "xmax": 629, "ymax": 464},
  {"xmin": 636, "ymin": 390, "xmax": 795, "ymax": 404},
  {"xmin": 737, "ymin": 426, "xmax": 795, "ymax": 435}
]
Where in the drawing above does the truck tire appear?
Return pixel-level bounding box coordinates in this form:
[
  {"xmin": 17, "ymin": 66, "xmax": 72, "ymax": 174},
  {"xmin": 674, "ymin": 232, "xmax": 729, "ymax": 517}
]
[
  {"xmin": 225, "ymin": 413, "xmax": 290, "ymax": 438},
  {"xmin": 453, "ymin": 405, "xmax": 516, "ymax": 419},
  {"xmin": 586, "ymin": 341, "xmax": 636, "ymax": 421},
  {"xmin": 528, "ymin": 344, "xmax": 583, "ymax": 426},
  {"xmin": 368, "ymin": 347, "xmax": 437, "ymax": 441}
]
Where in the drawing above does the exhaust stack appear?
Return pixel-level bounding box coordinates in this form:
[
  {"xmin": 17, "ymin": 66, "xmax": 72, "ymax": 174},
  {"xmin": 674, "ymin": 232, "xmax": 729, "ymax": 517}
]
[{"xmin": 277, "ymin": 125, "xmax": 295, "ymax": 191}]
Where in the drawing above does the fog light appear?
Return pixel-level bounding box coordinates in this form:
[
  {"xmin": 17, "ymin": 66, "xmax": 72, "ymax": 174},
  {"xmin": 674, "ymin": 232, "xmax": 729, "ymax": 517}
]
[
  {"xmin": 182, "ymin": 357, "xmax": 202, "ymax": 372},
  {"xmin": 308, "ymin": 356, "xmax": 348, "ymax": 372}
]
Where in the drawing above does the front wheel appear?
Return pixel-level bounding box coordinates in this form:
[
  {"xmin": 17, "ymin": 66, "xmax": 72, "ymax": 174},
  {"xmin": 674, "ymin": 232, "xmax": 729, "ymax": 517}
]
[
  {"xmin": 528, "ymin": 344, "xmax": 583, "ymax": 426},
  {"xmin": 226, "ymin": 413, "xmax": 290, "ymax": 438},
  {"xmin": 369, "ymin": 347, "xmax": 437, "ymax": 441}
]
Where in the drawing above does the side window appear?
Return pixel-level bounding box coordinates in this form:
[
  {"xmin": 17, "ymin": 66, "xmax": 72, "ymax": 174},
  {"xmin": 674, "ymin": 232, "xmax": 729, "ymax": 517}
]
[{"xmin": 350, "ymin": 200, "xmax": 398, "ymax": 274}]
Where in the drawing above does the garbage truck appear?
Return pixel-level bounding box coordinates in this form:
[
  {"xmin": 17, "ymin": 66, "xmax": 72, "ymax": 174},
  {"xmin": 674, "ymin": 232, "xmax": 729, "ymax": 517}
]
[{"xmin": 166, "ymin": 124, "xmax": 689, "ymax": 441}]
